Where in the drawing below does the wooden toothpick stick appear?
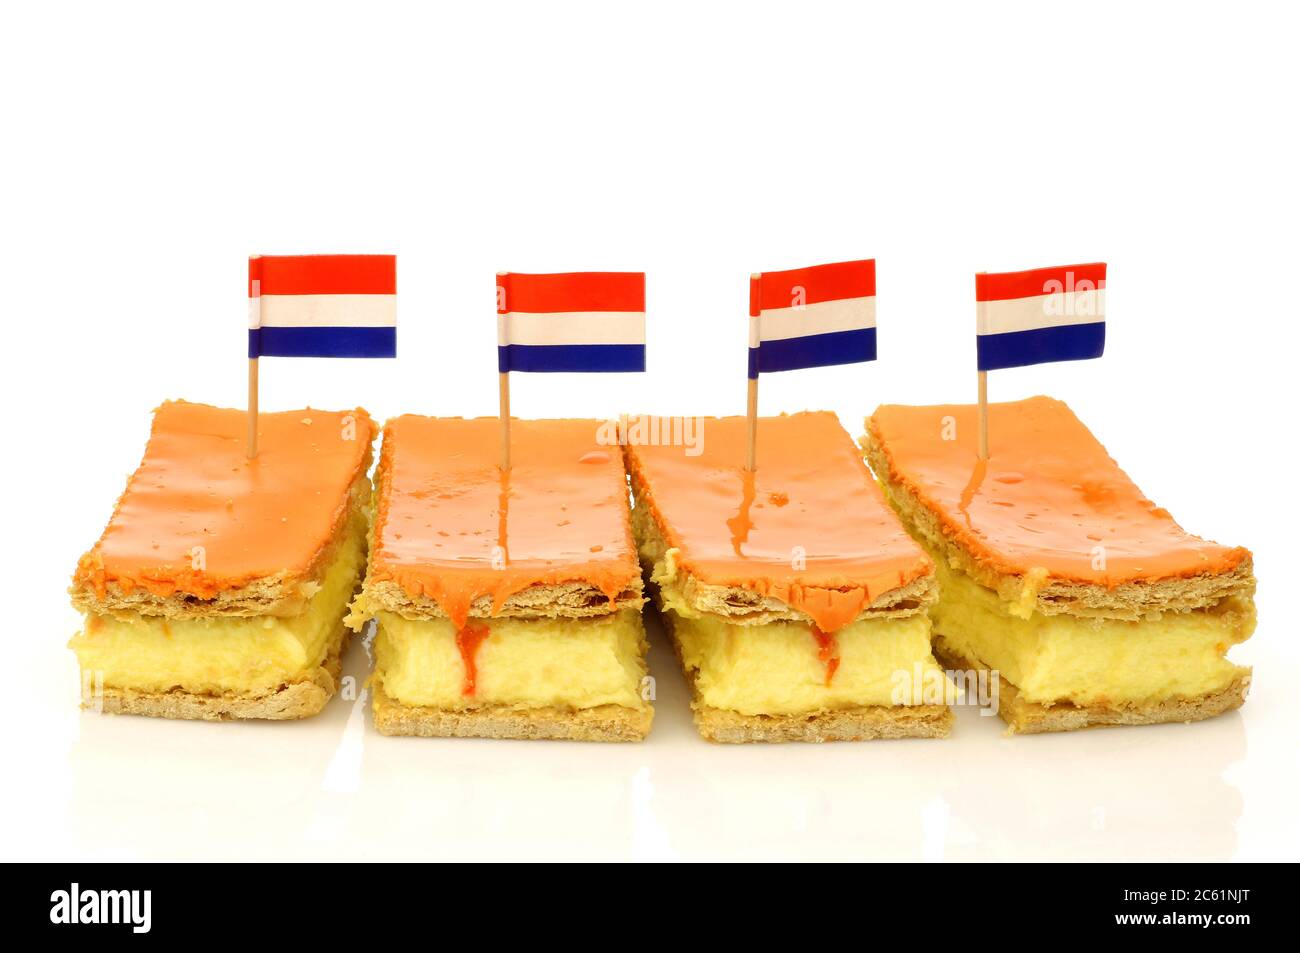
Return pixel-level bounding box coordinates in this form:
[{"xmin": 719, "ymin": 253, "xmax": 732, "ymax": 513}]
[
  {"xmin": 977, "ymin": 369, "xmax": 989, "ymax": 460},
  {"xmin": 745, "ymin": 377, "xmax": 758, "ymax": 471},
  {"xmin": 499, "ymin": 371, "xmax": 511, "ymax": 470},
  {"xmin": 247, "ymin": 360, "xmax": 259, "ymax": 459}
]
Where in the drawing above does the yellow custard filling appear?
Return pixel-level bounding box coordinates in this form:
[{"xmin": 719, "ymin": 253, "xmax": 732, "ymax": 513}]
[
  {"xmin": 667, "ymin": 610, "xmax": 948, "ymax": 716},
  {"xmin": 929, "ymin": 556, "xmax": 1254, "ymax": 706},
  {"xmin": 68, "ymin": 516, "xmax": 366, "ymax": 697},
  {"xmin": 372, "ymin": 608, "xmax": 650, "ymax": 711},
  {"xmin": 642, "ymin": 518, "xmax": 950, "ymax": 717}
]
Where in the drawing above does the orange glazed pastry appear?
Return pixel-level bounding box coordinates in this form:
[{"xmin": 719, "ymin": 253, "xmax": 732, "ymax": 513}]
[
  {"xmin": 68, "ymin": 400, "xmax": 375, "ymax": 720},
  {"xmin": 348, "ymin": 415, "xmax": 652, "ymax": 741},
  {"xmin": 864, "ymin": 396, "xmax": 1256, "ymax": 733},
  {"xmin": 625, "ymin": 412, "xmax": 953, "ymax": 743}
]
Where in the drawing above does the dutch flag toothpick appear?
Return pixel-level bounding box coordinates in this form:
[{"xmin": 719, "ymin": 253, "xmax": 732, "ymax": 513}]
[
  {"xmin": 249, "ymin": 254, "xmax": 397, "ymax": 359},
  {"xmin": 974, "ymin": 262, "xmax": 1107, "ymax": 458},
  {"xmin": 748, "ymin": 258, "xmax": 877, "ymax": 377},
  {"xmin": 496, "ymin": 271, "xmax": 646, "ymax": 373},
  {"xmin": 495, "ymin": 270, "xmax": 646, "ymax": 468},
  {"xmin": 246, "ymin": 254, "xmax": 397, "ymax": 457},
  {"xmin": 976, "ymin": 263, "xmax": 1105, "ymax": 372},
  {"xmin": 744, "ymin": 258, "xmax": 877, "ymax": 469}
]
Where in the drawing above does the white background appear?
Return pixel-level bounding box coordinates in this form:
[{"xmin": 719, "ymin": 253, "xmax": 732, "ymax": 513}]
[{"xmin": 2, "ymin": 1, "xmax": 1297, "ymax": 861}]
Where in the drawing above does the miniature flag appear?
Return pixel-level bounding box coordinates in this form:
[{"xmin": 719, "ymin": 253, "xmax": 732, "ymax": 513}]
[
  {"xmin": 248, "ymin": 255, "xmax": 396, "ymax": 358},
  {"xmin": 976, "ymin": 263, "xmax": 1105, "ymax": 371},
  {"xmin": 496, "ymin": 272, "xmax": 646, "ymax": 373},
  {"xmin": 748, "ymin": 259, "xmax": 876, "ymax": 377}
]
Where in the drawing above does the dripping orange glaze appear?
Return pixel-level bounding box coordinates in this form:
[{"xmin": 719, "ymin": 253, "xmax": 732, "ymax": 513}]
[
  {"xmin": 811, "ymin": 626, "xmax": 839, "ymax": 686},
  {"xmin": 455, "ymin": 622, "xmax": 491, "ymax": 696},
  {"xmin": 369, "ymin": 416, "xmax": 641, "ymax": 629},
  {"xmin": 73, "ymin": 401, "xmax": 374, "ymax": 600},
  {"xmin": 624, "ymin": 413, "xmax": 932, "ymax": 634},
  {"xmin": 868, "ymin": 397, "xmax": 1250, "ymax": 586}
]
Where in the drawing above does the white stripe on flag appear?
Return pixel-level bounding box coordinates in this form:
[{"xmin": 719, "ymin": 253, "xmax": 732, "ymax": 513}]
[
  {"xmin": 502, "ymin": 310, "xmax": 645, "ymax": 347},
  {"xmin": 977, "ymin": 289, "xmax": 1105, "ymax": 336},
  {"xmin": 758, "ymin": 296, "xmax": 876, "ymax": 342},
  {"xmin": 254, "ymin": 293, "xmax": 397, "ymax": 329}
]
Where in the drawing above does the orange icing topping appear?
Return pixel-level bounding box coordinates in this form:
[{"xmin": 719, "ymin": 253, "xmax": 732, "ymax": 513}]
[
  {"xmin": 74, "ymin": 401, "xmax": 374, "ymax": 600},
  {"xmin": 624, "ymin": 412, "xmax": 932, "ymax": 633},
  {"xmin": 868, "ymin": 397, "xmax": 1250, "ymax": 586},
  {"xmin": 369, "ymin": 416, "xmax": 640, "ymax": 629}
]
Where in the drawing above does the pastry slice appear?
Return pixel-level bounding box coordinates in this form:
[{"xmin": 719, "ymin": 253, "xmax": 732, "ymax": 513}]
[
  {"xmin": 625, "ymin": 412, "xmax": 952, "ymax": 743},
  {"xmin": 864, "ymin": 396, "xmax": 1256, "ymax": 734},
  {"xmin": 69, "ymin": 400, "xmax": 375, "ymax": 720},
  {"xmin": 349, "ymin": 415, "xmax": 652, "ymax": 741}
]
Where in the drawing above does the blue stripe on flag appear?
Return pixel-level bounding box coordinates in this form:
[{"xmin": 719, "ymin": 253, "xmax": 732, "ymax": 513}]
[
  {"xmin": 498, "ymin": 343, "xmax": 646, "ymax": 373},
  {"xmin": 249, "ymin": 327, "xmax": 396, "ymax": 359},
  {"xmin": 750, "ymin": 327, "xmax": 876, "ymax": 377},
  {"xmin": 976, "ymin": 323, "xmax": 1104, "ymax": 372}
]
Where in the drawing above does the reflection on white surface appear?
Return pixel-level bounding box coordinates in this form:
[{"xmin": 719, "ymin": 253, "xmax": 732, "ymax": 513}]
[
  {"xmin": 922, "ymin": 797, "xmax": 951, "ymax": 862},
  {"xmin": 939, "ymin": 708, "xmax": 1246, "ymax": 862},
  {"xmin": 36, "ymin": 608, "xmax": 1275, "ymax": 861}
]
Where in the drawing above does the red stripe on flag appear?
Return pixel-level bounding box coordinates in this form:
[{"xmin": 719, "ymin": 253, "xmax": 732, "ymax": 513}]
[
  {"xmin": 975, "ymin": 262, "xmax": 1106, "ymax": 302},
  {"xmin": 752, "ymin": 259, "xmax": 875, "ymax": 316},
  {"xmin": 497, "ymin": 272, "xmax": 645, "ymax": 314},
  {"xmin": 248, "ymin": 255, "xmax": 396, "ymax": 297}
]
